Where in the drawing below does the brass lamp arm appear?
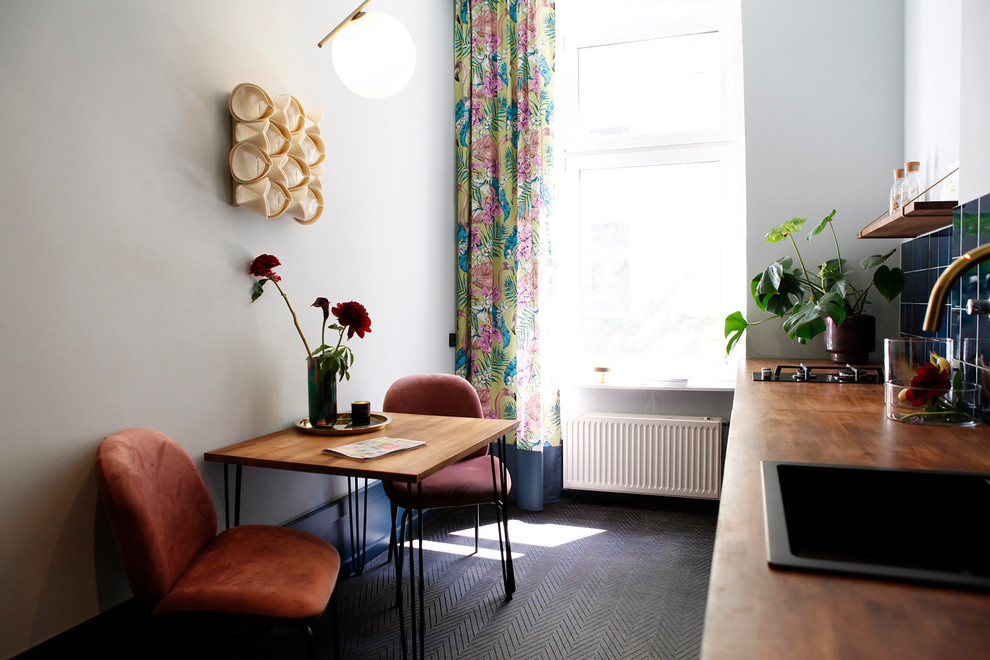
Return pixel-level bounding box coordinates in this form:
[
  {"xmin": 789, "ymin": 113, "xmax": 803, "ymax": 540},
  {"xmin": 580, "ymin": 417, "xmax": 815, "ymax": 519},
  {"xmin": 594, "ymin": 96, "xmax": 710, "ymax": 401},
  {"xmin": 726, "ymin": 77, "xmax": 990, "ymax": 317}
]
[{"xmin": 317, "ymin": 0, "xmax": 374, "ymax": 48}]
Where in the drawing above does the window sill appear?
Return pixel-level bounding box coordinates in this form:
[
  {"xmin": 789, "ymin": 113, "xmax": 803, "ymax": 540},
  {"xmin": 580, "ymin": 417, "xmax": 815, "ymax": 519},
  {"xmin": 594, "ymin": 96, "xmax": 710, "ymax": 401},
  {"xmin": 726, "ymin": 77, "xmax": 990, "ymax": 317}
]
[{"xmin": 572, "ymin": 379, "xmax": 735, "ymax": 393}]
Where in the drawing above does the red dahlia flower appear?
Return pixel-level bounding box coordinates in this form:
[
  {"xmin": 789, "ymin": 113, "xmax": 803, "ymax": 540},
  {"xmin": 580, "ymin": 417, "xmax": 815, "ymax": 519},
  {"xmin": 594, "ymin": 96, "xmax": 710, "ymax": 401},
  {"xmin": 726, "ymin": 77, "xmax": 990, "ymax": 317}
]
[
  {"xmin": 905, "ymin": 362, "xmax": 950, "ymax": 406},
  {"xmin": 333, "ymin": 301, "xmax": 372, "ymax": 339},
  {"xmin": 250, "ymin": 254, "xmax": 281, "ymax": 281}
]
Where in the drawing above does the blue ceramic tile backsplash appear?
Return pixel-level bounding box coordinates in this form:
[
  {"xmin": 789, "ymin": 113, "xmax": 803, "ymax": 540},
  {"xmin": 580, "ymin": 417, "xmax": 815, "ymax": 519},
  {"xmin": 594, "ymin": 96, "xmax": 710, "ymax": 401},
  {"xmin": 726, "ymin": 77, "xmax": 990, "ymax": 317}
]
[{"xmin": 900, "ymin": 192, "xmax": 990, "ymax": 419}]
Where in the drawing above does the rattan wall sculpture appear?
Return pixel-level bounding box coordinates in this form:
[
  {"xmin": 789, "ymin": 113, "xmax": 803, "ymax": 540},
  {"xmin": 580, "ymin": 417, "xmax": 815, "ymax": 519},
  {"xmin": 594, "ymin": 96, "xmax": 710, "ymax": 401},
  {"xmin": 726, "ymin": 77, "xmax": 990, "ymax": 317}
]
[{"xmin": 228, "ymin": 83, "xmax": 325, "ymax": 224}]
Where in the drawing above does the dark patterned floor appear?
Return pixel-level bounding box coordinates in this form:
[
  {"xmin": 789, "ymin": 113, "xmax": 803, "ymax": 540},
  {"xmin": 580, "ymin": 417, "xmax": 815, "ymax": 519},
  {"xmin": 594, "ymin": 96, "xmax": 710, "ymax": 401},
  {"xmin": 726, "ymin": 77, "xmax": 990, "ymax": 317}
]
[
  {"xmin": 328, "ymin": 491, "xmax": 718, "ymax": 660},
  {"xmin": 18, "ymin": 492, "xmax": 717, "ymax": 660}
]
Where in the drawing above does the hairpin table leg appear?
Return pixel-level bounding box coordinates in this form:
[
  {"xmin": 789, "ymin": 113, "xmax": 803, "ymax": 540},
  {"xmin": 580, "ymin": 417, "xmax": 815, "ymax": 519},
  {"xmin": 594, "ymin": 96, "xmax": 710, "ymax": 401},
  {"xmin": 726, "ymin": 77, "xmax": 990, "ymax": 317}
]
[
  {"xmin": 416, "ymin": 482, "xmax": 425, "ymax": 660},
  {"xmin": 497, "ymin": 435, "xmax": 514, "ymax": 596},
  {"xmin": 223, "ymin": 464, "xmax": 230, "ymax": 530},
  {"xmin": 395, "ymin": 503, "xmax": 407, "ymax": 659},
  {"xmin": 234, "ymin": 464, "xmax": 242, "ymax": 528},
  {"xmin": 346, "ymin": 476, "xmax": 370, "ymax": 574}
]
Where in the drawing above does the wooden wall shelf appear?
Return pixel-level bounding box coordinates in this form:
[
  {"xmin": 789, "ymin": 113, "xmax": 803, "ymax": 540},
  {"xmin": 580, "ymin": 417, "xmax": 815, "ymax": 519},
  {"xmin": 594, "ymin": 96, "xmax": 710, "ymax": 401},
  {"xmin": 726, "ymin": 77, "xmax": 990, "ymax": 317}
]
[{"xmin": 857, "ymin": 200, "xmax": 957, "ymax": 239}]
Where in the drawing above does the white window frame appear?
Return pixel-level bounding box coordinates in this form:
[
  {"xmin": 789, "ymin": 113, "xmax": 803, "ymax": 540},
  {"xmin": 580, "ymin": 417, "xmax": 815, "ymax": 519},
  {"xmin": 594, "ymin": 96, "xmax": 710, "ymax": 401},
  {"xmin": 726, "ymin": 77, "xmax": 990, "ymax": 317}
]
[{"xmin": 555, "ymin": 0, "xmax": 746, "ymax": 385}]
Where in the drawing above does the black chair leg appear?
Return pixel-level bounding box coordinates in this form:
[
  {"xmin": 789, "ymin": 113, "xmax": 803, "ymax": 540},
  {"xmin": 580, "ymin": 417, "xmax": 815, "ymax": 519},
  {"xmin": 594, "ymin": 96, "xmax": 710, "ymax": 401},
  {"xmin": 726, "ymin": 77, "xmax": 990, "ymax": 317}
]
[
  {"xmin": 473, "ymin": 504, "xmax": 480, "ymax": 555},
  {"xmin": 304, "ymin": 623, "xmax": 315, "ymax": 660},
  {"xmin": 329, "ymin": 593, "xmax": 341, "ymax": 660},
  {"xmin": 150, "ymin": 614, "xmax": 176, "ymax": 660}
]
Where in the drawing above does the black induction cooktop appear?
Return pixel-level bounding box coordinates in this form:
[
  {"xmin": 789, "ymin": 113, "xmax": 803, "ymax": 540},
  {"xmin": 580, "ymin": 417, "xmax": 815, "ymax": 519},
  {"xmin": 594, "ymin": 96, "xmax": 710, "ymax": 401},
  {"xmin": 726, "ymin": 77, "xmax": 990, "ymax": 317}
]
[{"xmin": 761, "ymin": 461, "xmax": 990, "ymax": 590}]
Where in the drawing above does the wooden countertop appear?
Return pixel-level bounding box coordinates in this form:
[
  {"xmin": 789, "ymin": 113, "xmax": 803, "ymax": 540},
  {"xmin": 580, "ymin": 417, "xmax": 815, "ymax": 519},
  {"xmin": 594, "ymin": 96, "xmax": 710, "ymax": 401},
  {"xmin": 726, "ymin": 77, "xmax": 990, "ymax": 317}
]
[{"xmin": 700, "ymin": 359, "xmax": 990, "ymax": 660}]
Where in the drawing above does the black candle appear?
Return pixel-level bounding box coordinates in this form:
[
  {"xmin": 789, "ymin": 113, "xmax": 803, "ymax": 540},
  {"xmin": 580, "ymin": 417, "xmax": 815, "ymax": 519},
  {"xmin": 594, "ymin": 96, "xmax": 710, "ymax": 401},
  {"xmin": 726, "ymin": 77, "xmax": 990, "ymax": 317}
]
[{"xmin": 351, "ymin": 401, "xmax": 371, "ymax": 426}]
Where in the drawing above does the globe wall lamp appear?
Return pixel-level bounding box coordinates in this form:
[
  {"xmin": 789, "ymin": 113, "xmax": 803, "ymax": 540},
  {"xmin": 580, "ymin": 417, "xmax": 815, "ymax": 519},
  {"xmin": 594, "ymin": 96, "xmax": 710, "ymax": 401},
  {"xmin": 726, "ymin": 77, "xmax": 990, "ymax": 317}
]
[{"xmin": 317, "ymin": 0, "xmax": 416, "ymax": 99}]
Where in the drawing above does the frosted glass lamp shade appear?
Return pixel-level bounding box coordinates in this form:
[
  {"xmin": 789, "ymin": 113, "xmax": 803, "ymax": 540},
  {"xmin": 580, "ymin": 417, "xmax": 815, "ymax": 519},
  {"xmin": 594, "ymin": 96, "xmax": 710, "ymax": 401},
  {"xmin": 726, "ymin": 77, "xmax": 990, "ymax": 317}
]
[{"xmin": 331, "ymin": 11, "xmax": 416, "ymax": 99}]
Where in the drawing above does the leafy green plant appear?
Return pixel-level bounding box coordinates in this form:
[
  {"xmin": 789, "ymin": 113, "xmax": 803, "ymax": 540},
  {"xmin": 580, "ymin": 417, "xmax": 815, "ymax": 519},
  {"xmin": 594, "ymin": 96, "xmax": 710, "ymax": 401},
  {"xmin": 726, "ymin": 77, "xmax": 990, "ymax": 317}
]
[{"xmin": 724, "ymin": 210, "xmax": 905, "ymax": 354}]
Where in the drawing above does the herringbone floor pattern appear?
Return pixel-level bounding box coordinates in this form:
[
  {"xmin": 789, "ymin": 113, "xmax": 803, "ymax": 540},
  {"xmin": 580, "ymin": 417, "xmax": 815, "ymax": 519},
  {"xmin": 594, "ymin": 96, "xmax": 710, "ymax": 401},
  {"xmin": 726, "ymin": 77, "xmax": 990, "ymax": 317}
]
[
  {"xmin": 20, "ymin": 492, "xmax": 716, "ymax": 659},
  {"xmin": 329, "ymin": 492, "xmax": 717, "ymax": 660}
]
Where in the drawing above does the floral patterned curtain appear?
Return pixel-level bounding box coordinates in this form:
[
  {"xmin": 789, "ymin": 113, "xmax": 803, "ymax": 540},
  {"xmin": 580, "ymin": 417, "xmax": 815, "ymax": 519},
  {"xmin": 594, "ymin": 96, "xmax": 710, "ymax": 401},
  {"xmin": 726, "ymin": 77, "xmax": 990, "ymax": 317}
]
[{"xmin": 454, "ymin": 0, "xmax": 560, "ymax": 462}]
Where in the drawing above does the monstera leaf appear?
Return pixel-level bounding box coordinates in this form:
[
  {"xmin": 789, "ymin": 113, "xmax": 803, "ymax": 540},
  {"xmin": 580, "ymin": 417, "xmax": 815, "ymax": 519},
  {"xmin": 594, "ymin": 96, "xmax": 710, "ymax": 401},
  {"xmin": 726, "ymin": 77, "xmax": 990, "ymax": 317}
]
[
  {"xmin": 753, "ymin": 259, "xmax": 806, "ymax": 317},
  {"xmin": 872, "ymin": 263, "xmax": 906, "ymax": 303},
  {"xmin": 782, "ymin": 293, "xmax": 846, "ymax": 343}
]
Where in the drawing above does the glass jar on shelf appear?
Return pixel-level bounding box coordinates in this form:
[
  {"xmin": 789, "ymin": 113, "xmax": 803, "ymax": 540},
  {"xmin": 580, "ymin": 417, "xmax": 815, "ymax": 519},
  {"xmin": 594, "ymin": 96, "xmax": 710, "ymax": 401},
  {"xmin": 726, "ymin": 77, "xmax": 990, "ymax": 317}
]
[
  {"xmin": 890, "ymin": 168, "xmax": 907, "ymax": 215},
  {"xmin": 904, "ymin": 161, "xmax": 922, "ymax": 204}
]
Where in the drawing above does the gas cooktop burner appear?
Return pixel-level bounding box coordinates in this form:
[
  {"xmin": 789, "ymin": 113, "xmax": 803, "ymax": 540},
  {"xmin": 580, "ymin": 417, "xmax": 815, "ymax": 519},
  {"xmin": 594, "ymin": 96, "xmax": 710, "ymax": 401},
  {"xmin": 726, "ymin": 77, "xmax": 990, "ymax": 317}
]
[{"xmin": 753, "ymin": 364, "xmax": 883, "ymax": 384}]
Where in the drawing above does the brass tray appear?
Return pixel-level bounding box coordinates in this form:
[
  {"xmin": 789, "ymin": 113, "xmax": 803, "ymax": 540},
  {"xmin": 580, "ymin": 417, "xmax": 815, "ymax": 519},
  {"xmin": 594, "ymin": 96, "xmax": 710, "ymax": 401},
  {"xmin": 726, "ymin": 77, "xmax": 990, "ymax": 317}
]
[{"xmin": 295, "ymin": 412, "xmax": 392, "ymax": 436}]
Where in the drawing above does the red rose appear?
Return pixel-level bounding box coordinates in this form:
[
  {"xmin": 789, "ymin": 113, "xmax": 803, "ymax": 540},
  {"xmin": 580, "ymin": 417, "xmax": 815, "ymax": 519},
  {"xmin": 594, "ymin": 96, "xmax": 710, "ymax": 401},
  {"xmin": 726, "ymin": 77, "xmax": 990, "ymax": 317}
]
[
  {"xmin": 250, "ymin": 254, "xmax": 281, "ymax": 282},
  {"xmin": 332, "ymin": 301, "xmax": 372, "ymax": 339},
  {"xmin": 905, "ymin": 362, "xmax": 950, "ymax": 406}
]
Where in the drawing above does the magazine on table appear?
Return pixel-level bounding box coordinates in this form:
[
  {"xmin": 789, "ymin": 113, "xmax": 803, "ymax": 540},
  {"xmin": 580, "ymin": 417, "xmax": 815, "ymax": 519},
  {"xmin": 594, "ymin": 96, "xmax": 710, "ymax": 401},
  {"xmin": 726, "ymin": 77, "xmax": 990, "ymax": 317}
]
[{"xmin": 322, "ymin": 437, "xmax": 425, "ymax": 461}]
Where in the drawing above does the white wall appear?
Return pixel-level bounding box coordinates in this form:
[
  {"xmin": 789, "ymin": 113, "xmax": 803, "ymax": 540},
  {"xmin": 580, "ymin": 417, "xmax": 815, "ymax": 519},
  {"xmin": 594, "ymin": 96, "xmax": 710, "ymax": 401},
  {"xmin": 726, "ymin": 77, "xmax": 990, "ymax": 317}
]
[
  {"xmin": 904, "ymin": 0, "xmax": 961, "ymax": 199},
  {"xmin": 741, "ymin": 0, "xmax": 905, "ymax": 358},
  {"xmin": 960, "ymin": 0, "xmax": 990, "ymax": 202},
  {"xmin": 0, "ymin": 1, "xmax": 453, "ymax": 656}
]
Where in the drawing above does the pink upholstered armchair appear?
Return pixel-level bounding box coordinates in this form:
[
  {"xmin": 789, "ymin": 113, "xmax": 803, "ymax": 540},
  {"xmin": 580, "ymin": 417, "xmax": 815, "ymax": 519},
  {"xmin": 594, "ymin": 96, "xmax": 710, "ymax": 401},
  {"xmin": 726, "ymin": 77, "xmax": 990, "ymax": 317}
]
[
  {"xmin": 381, "ymin": 374, "xmax": 512, "ymax": 561},
  {"xmin": 95, "ymin": 428, "xmax": 341, "ymax": 659}
]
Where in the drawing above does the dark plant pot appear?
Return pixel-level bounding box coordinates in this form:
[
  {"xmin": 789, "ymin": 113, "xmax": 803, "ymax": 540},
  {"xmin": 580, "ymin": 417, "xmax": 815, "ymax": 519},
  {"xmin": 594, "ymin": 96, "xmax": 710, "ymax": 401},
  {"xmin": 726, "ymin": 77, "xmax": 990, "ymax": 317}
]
[{"xmin": 824, "ymin": 314, "xmax": 876, "ymax": 364}]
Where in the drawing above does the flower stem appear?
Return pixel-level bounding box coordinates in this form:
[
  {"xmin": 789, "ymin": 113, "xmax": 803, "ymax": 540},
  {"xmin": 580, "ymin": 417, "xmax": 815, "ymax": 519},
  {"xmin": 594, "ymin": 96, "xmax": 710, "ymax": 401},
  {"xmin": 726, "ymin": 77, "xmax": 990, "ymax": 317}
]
[
  {"xmin": 272, "ymin": 279, "xmax": 312, "ymax": 358},
  {"xmin": 897, "ymin": 410, "xmax": 971, "ymax": 422},
  {"xmin": 898, "ymin": 394, "xmax": 971, "ymax": 422}
]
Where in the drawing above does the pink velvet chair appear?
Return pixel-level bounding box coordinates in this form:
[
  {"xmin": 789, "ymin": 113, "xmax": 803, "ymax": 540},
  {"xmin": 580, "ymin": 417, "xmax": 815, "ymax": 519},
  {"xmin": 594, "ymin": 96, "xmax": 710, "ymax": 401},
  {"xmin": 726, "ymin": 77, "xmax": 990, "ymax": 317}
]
[
  {"xmin": 95, "ymin": 428, "xmax": 341, "ymax": 659},
  {"xmin": 381, "ymin": 374, "xmax": 512, "ymax": 562}
]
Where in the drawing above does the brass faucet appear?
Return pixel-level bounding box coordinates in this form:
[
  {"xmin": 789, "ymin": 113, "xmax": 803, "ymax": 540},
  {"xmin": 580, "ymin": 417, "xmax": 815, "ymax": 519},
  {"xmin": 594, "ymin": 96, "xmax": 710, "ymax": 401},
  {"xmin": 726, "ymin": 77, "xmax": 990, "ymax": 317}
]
[{"xmin": 923, "ymin": 242, "xmax": 990, "ymax": 331}]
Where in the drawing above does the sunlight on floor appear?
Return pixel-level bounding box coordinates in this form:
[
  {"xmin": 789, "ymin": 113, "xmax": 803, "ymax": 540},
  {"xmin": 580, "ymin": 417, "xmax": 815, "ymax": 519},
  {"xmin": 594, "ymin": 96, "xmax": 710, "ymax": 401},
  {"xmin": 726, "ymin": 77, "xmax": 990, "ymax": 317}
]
[
  {"xmin": 398, "ymin": 520, "xmax": 607, "ymax": 559},
  {"xmin": 451, "ymin": 520, "xmax": 606, "ymax": 548},
  {"xmin": 399, "ymin": 539, "xmax": 524, "ymax": 560}
]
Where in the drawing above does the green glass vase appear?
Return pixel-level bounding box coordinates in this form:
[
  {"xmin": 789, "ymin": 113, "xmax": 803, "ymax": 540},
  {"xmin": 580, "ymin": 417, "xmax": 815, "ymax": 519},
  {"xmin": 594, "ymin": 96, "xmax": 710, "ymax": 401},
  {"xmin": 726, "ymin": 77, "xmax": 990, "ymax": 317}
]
[{"xmin": 307, "ymin": 358, "xmax": 338, "ymax": 428}]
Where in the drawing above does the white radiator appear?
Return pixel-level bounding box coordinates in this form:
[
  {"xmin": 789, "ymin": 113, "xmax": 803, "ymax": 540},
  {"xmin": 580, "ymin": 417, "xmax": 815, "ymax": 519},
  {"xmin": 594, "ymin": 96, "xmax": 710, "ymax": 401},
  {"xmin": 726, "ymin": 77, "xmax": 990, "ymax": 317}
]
[{"xmin": 563, "ymin": 413, "xmax": 723, "ymax": 500}]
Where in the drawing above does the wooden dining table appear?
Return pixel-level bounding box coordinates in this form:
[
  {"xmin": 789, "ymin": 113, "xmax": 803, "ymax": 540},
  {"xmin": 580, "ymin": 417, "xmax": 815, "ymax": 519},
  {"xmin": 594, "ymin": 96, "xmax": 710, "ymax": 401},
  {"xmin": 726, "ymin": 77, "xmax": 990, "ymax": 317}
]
[{"xmin": 204, "ymin": 412, "xmax": 519, "ymax": 660}]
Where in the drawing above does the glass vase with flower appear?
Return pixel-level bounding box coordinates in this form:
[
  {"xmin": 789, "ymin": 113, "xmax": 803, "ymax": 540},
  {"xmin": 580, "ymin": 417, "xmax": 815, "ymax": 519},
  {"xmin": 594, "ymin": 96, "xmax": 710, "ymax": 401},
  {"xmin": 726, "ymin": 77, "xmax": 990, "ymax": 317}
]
[
  {"xmin": 883, "ymin": 343, "xmax": 980, "ymax": 426},
  {"xmin": 249, "ymin": 254, "xmax": 372, "ymax": 428}
]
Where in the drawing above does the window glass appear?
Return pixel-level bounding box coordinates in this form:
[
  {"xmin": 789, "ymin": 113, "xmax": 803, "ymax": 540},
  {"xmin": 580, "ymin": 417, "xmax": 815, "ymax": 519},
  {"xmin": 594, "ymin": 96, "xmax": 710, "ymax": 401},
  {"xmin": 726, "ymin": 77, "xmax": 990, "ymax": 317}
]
[
  {"xmin": 578, "ymin": 31, "xmax": 722, "ymax": 139},
  {"xmin": 578, "ymin": 162, "xmax": 730, "ymax": 378}
]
